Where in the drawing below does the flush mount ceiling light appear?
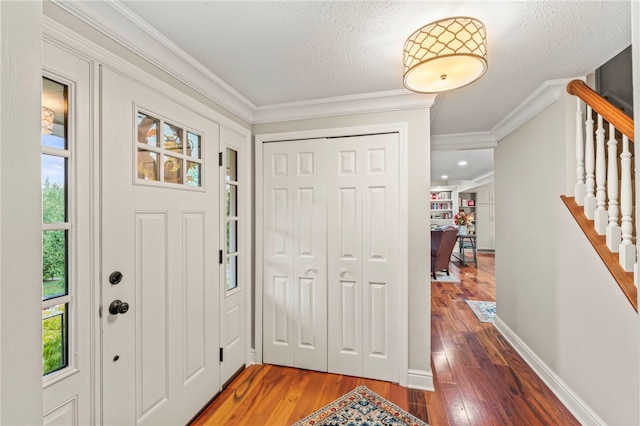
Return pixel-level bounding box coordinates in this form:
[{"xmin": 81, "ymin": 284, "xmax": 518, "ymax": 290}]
[
  {"xmin": 403, "ymin": 16, "xmax": 488, "ymax": 93},
  {"xmin": 458, "ymin": 160, "xmax": 468, "ymax": 166}
]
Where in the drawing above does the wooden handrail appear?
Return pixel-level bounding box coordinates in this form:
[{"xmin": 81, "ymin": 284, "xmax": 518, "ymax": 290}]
[{"xmin": 567, "ymin": 79, "xmax": 634, "ymax": 142}]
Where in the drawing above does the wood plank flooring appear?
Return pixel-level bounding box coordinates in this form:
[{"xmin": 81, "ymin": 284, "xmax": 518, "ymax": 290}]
[{"xmin": 192, "ymin": 253, "xmax": 579, "ymax": 425}]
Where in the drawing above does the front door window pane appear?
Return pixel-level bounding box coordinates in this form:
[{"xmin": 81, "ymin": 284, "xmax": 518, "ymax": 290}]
[
  {"xmin": 137, "ymin": 113, "xmax": 159, "ymax": 147},
  {"xmin": 226, "ymin": 256, "xmax": 237, "ymax": 291},
  {"xmin": 226, "ymin": 184, "xmax": 237, "ymax": 217},
  {"xmin": 42, "ymin": 230, "xmax": 67, "ymax": 299},
  {"xmin": 164, "ymin": 155, "xmax": 183, "ymax": 184},
  {"xmin": 41, "ymin": 78, "xmax": 66, "ymax": 148},
  {"xmin": 226, "ymin": 148, "xmax": 237, "ymax": 181},
  {"xmin": 42, "ymin": 155, "xmax": 67, "ymax": 223},
  {"xmin": 42, "ymin": 304, "xmax": 68, "ymax": 375}
]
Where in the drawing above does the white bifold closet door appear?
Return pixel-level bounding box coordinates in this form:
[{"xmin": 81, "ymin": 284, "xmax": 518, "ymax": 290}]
[
  {"xmin": 326, "ymin": 133, "xmax": 400, "ymax": 382},
  {"xmin": 262, "ymin": 133, "xmax": 400, "ymax": 381},
  {"xmin": 263, "ymin": 139, "xmax": 328, "ymax": 371}
]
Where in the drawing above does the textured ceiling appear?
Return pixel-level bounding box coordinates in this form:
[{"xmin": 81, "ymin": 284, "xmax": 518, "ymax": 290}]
[{"xmin": 112, "ymin": 0, "xmax": 631, "ymax": 181}]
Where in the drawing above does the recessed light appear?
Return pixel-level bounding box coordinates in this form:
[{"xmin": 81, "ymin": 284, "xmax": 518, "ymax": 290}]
[
  {"xmin": 458, "ymin": 160, "xmax": 468, "ymax": 166},
  {"xmin": 441, "ymin": 175, "xmax": 448, "ymax": 179}
]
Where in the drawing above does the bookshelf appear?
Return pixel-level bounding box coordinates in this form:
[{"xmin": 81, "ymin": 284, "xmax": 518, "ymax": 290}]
[{"xmin": 430, "ymin": 189, "xmax": 456, "ymax": 226}]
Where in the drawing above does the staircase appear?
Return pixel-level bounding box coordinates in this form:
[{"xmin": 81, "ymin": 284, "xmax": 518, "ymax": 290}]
[{"xmin": 563, "ymin": 79, "xmax": 637, "ymax": 311}]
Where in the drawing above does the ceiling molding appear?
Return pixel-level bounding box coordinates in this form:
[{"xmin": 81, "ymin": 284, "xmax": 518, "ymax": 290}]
[
  {"xmin": 431, "ymin": 78, "xmax": 577, "ymax": 150},
  {"xmin": 492, "ymin": 78, "xmax": 568, "ymax": 142},
  {"xmin": 51, "ymin": 0, "xmax": 257, "ymax": 122},
  {"xmin": 431, "ymin": 132, "xmax": 497, "ymax": 150},
  {"xmin": 253, "ymin": 90, "xmax": 436, "ymax": 124},
  {"xmin": 49, "ymin": 0, "xmax": 438, "ymax": 125}
]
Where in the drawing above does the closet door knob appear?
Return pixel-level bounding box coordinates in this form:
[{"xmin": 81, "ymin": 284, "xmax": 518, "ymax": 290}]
[{"xmin": 340, "ymin": 269, "xmax": 348, "ymax": 277}]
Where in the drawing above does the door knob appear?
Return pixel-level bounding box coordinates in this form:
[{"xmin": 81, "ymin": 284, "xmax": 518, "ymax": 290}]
[
  {"xmin": 109, "ymin": 271, "xmax": 123, "ymax": 285},
  {"xmin": 340, "ymin": 269, "xmax": 348, "ymax": 277},
  {"xmin": 306, "ymin": 267, "xmax": 314, "ymax": 274},
  {"xmin": 108, "ymin": 299, "xmax": 130, "ymax": 315}
]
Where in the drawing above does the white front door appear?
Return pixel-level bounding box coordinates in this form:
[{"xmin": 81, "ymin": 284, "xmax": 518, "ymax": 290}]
[
  {"xmin": 326, "ymin": 133, "xmax": 400, "ymax": 382},
  {"xmin": 100, "ymin": 68, "xmax": 220, "ymax": 425},
  {"xmin": 262, "ymin": 139, "xmax": 328, "ymax": 371}
]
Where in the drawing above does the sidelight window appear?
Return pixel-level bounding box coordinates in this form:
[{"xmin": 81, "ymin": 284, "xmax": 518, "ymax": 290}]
[
  {"xmin": 42, "ymin": 77, "xmax": 70, "ymax": 376},
  {"xmin": 225, "ymin": 148, "xmax": 239, "ymax": 291}
]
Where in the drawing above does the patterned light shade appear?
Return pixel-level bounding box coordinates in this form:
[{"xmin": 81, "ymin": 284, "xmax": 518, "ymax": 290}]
[
  {"xmin": 403, "ymin": 17, "xmax": 488, "ymax": 93},
  {"xmin": 42, "ymin": 106, "xmax": 55, "ymax": 135}
]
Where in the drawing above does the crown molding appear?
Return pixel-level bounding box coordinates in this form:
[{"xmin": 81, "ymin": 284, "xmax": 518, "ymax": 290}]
[
  {"xmin": 253, "ymin": 90, "xmax": 436, "ymax": 124},
  {"xmin": 51, "ymin": 0, "xmax": 256, "ymax": 123},
  {"xmin": 492, "ymin": 78, "xmax": 567, "ymax": 142},
  {"xmin": 431, "ymin": 131, "xmax": 496, "ymax": 150},
  {"xmin": 431, "ymin": 78, "xmax": 573, "ymax": 149}
]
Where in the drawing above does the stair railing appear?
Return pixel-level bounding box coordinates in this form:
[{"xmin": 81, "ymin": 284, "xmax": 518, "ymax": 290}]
[{"xmin": 567, "ymin": 79, "xmax": 635, "ymax": 274}]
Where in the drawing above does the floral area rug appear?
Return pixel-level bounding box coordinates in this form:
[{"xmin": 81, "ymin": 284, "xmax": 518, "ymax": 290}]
[
  {"xmin": 291, "ymin": 385, "xmax": 428, "ymax": 426},
  {"xmin": 466, "ymin": 300, "xmax": 496, "ymax": 323}
]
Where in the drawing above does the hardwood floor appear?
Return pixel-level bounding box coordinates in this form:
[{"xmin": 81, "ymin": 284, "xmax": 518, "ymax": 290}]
[{"xmin": 192, "ymin": 253, "xmax": 579, "ymax": 425}]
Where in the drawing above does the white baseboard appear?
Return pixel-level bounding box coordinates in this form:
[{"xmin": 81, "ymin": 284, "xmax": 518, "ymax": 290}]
[
  {"xmin": 493, "ymin": 316, "xmax": 606, "ymax": 425},
  {"xmin": 407, "ymin": 369, "xmax": 434, "ymax": 391}
]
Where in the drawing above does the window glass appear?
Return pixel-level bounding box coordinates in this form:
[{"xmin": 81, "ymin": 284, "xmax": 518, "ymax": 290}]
[
  {"xmin": 41, "ymin": 78, "xmax": 66, "ymax": 148},
  {"xmin": 186, "ymin": 161, "xmax": 200, "ymax": 187},
  {"xmin": 226, "ymin": 148, "xmax": 237, "ymax": 181},
  {"xmin": 42, "ymin": 155, "xmax": 67, "ymax": 223},
  {"xmin": 226, "ymin": 256, "xmax": 237, "ymax": 291},
  {"xmin": 137, "ymin": 112, "xmax": 159, "ymax": 147},
  {"xmin": 164, "ymin": 155, "xmax": 183, "ymax": 184},
  {"xmin": 42, "ymin": 230, "xmax": 67, "ymax": 300},
  {"xmin": 187, "ymin": 131, "xmax": 201, "ymax": 159},
  {"xmin": 137, "ymin": 149, "xmax": 159, "ymax": 181},
  {"xmin": 42, "ymin": 304, "xmax": 68, "ymax": 375},
  {"xmin": 226, "ymin": 184, "xmax": 237, "ymax": 217},
  {"xmin": 42, "ymin": 76, "xmax": 70, "ymax": 376}
]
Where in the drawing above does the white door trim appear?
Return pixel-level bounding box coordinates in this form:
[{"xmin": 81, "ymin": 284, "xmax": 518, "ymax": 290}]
[{"xmin": 255, "ymin": 123, "xmax": 409, "ymax": 386}]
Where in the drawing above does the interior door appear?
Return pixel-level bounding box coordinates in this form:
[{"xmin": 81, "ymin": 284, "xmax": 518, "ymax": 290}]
[
  {"xmin": 327, "ymin": 133, "xmax": 400, "ymax": 382},
  {"xmin": 262, "ymin": 139, "xmax": 328, "ymax": 371},
  {"xmin": 100, "ymin": 68, "xmax": 220, "ymax": 425}
]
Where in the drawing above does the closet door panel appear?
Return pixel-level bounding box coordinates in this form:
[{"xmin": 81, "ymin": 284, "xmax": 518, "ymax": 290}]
[
  {"xmin": 361, "ymin": 136, "xmax": 399, "ymax": 382},
  {"xmin": 328, "ymin": 134, "xmax": 400, "ymax": 382},
  {"xmin": 263, "ymin": 143, "xmax": 295, "ymax": 366},
  {"xmin": 292, "ymin": 141, "xmax": 327, "ymax": 371},
  {"xmin": 327, "ymin": 140, "xmax": 364, "ymax": 376},
  {"xmin": 263, "ymin": 140, "xmax": 327, "ymax": 371}
]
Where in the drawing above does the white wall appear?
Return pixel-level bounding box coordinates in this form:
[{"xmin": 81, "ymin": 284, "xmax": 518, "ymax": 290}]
[
  {"xmin": 253, "ymin": 108, "xmax": 432, "ymax": 384},
  {"xmin": 495, "ymin": 89, "xmax": 639, "ymax": 424},
  {"xmin": 0, "ymin": 1, "xmax": 44, "ymax": 424}
]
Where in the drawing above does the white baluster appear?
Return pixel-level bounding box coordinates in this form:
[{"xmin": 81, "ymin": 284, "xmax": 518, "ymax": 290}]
[
  {"xmin": 574, "ymin": 98, "xmax": 586, "ymax": 205},
  {"xmin": 619, "ymin": 134, "xmax": 635, "ymax": 272},
  {"xmin": 583, "ymin": 106, "xmax": 596, "ymax": 219},
  {"xmin": 606, "ymin": 122, "xmax": 621, "ymax": 252},
  {"xmin": 594, "ymin": 114, "xmax": 607, "ymax": 234}
]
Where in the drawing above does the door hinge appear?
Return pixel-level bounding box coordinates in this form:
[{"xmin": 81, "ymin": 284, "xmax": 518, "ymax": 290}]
[
  {"xmin": 219, "ymin": 250, "xmax": 223, "ymax": 264},
  {"xmin": 219, "ymin": 152, "xmax": 223, "ymax": 166},
  {"xmin": 219, "ymin": 347, "xmax": 224, "ymax": 362}
]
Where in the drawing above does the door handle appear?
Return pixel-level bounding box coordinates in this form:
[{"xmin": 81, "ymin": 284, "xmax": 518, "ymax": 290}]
[
  {"xmin": 306, "ymin": 267, "xmax": 315, "ymax": 274},
  {"xmin": 340, "ymin": 269, "xmax": 348, "ymax": 277},
  {"xmin": 108, "ymin": 299, "xmax": 130, "ymax": 315}
]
